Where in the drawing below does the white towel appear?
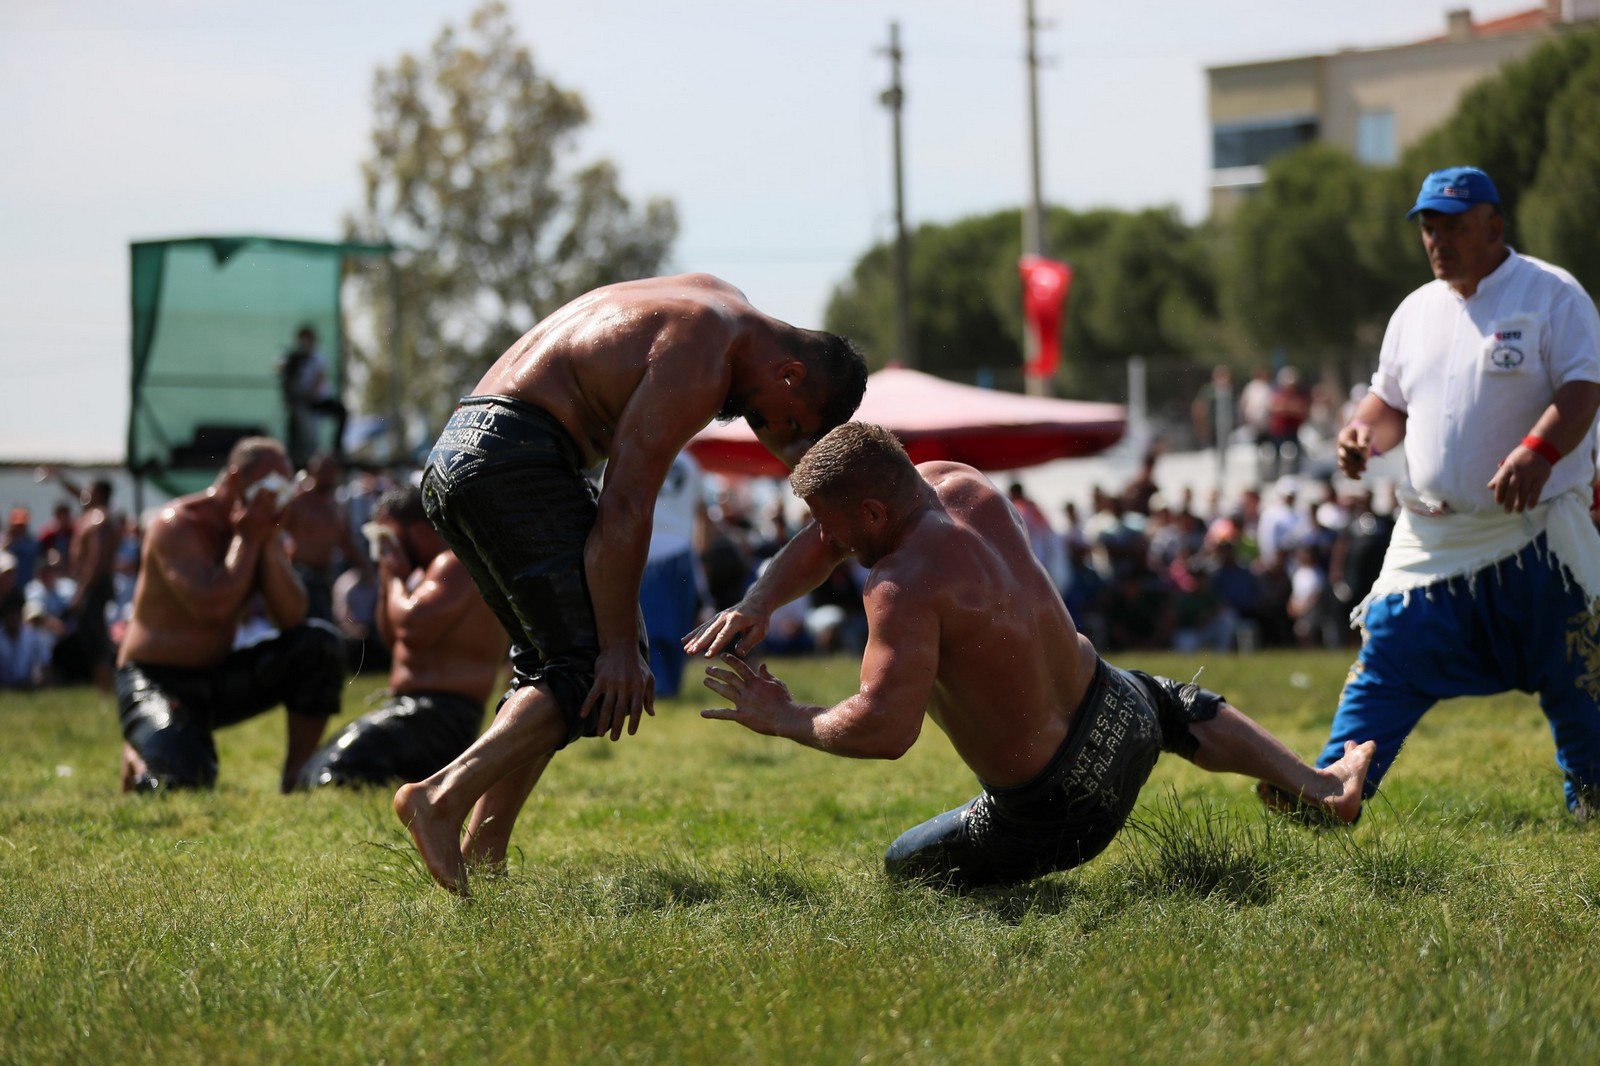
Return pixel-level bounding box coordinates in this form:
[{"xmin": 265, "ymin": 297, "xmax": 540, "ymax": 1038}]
[{"xmin": 1352, "ymin": 489, "xmax": 1600, "ymax": 629}]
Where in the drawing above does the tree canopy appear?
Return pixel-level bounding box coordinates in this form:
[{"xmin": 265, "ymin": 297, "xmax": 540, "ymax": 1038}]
[
  {"xmin": 824, "ymin": 206, "xmax": 1218, "ymax": 401},
  {"xmin": 347, "ymin": 2, "xmax": 678, "ymax": 438},
  {"xmin": 826, "ymin": 25, "xmax": 1600, "ymax": 411}
]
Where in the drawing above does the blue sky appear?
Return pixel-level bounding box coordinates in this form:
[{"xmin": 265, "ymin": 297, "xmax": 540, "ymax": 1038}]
[{"xmin": 0, "ymin": 0, "xmax": 1535, "ymax": 462}]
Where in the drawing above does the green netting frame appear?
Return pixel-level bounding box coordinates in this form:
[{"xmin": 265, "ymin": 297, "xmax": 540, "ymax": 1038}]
[{"xmin": 129, "ymin": 235, "xmax": 391, "ymax": 495}]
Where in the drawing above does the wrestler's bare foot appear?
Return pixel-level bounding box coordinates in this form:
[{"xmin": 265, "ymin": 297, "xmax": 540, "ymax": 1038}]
[
  {"xmin": 120, "ymin": 744, "xmax": 147, "ymax": 793},
  {"xmin": 1318, "ymin": 740, "xmax": 1375, "ymax": 823},
  {"xmin": 393, "ymin": 783, "xmax": 468, "ymax": 894}
]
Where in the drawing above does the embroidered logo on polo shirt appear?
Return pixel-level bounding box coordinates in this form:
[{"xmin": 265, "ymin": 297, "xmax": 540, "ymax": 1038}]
[{"xmin": 1489, "ymin": 344, "xmax": 1525, "ymax": 369}]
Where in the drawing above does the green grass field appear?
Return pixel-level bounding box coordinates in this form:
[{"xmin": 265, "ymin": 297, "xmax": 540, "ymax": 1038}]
[{"xmin": 3, "ymin": 650, "xmax": 1599, "ymax": 1064}]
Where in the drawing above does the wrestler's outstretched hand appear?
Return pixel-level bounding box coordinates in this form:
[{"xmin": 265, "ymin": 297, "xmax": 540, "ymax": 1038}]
[
  {"xmin": 581, "ymin": 646, "xmax": 656, "ymax": 741},
  {"xmin": 701, "ymin": 653, "xmax": 794, "ymax": 736},
  {"xmin": 684, "ymin": 602, "xmax": 771, "ymax": 659}
]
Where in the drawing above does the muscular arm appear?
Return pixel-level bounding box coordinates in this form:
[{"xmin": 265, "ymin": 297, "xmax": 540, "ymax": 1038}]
[
  {"xmin": 683, "ymin": 520, "xmax": 851, "ymax": 658},
  {"xmin": 257, "ymin": 532, "xmax": 309, "ymax": 629},
  {"xmin": 1488, "ymin": 379, "xmax": 1600, "ymax": 512},
  {"xmin": 702, "ymin": 573, "xmax": 936, "ymax": 760},
  {"xmin": 150, "ymin": 521, "xmax": 266, "ymax": 628},
  {"xmin": 1336, "ymin": 393, "xmax": 1407, "ymax": 480},
  {"xmin": 582, "ymin": 326, "xmax": 739, "ymax": 736},
  {"xmin": 383, "ymin": 554, "xmax": 473, "ymax": 650}
]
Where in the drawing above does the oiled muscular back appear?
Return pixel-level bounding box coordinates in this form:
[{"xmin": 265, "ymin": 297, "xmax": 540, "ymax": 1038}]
[
  {"xmin": 886, "ymin": 463, "xmax": 1096, "ymax": 786},
  {"xmin": 473, "ymin": 274, "xmax": 760, "ymax": 469}
]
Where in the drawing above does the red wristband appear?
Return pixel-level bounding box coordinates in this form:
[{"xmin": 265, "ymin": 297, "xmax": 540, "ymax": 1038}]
[{"xmin": 1522, "ymin": 435, "xmax": 1562, "ymax": 464}]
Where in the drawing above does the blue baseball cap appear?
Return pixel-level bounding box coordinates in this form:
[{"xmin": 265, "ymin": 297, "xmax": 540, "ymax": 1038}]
[{"xmin": 1407, "ymin": 166, "xmax": 1500, "ymax": 219}]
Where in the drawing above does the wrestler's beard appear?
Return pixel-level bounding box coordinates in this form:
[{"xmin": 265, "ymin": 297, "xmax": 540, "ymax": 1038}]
[{"xmin": 715, "ymin": 391, "xmax": 756, "ymax": 427}]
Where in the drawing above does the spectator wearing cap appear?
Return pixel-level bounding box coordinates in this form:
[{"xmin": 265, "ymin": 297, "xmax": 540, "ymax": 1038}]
[{"xmin": 1295, "ymin": 164, "xmax": 1600, "ymax": 820}]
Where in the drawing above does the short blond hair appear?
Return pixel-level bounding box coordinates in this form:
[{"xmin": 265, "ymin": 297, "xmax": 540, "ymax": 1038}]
[{"xmin": 789, "ymin": 422, "xmax": 914, "ymax": 504}]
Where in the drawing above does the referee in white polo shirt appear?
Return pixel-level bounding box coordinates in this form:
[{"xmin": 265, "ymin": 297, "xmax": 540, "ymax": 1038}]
[{"xmin": 1278, "ymin": 165, "xmax": 1600, "ymax": 820}]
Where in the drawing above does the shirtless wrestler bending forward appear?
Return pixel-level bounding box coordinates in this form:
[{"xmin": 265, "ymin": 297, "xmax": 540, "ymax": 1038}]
[
  {"xmin": 687, "ymin": 423, "xmax": 1374, "ymax": 889},
  {"xmin": 394, "ymin": 274, "xmax": 867, "ymax": 892}
]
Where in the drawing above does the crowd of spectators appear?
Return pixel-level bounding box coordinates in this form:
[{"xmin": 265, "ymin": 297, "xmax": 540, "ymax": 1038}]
[
  {"xmin": 686, "ymin": 454, "xmax": 1408, "ymax": 662},
  {"xmin": 12, "ymin": 400, "xmax": 1596, "ymax": 689}
]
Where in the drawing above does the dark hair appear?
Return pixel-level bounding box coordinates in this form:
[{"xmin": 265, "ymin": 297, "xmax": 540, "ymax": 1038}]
[
  {"xmin": 790, "ymin": 421, "xmax": 914, "ymax": 503},
  {"xmin": 799, "ymin": 331, "xmax": 868, "ymax": 436},
  {"xmin": 373, "ymin": 485, "xmax": 427, "ymax": 526}
]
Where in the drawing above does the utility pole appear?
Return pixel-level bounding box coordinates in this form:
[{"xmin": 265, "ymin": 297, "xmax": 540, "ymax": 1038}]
[
  {"xmin": 1022, "ymin": 0, "xmax": 1051, "ymax": 396},
  {"xmin": 880, "ymin": 22, "xmax": 914, "ymax": 369}
]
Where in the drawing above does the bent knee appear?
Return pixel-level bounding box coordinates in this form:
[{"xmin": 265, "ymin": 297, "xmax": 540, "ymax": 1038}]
[{"xmin": 135, "ymin": 731, "xmax": 219, "ymax": 790}]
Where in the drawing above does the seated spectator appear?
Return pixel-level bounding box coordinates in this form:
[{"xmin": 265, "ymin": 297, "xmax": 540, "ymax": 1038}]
[
  {"xmin": 1062, "ymin": 537, "xmax": 1109, "ymax": 648},
  {"xmin": 1328, "ymin": 487, "xmax": 1395, "ymax": 627},
  {"xmin": 759, "ymin": 585, "xmax": 816, "ymax": 657},
  {"xmin": 24, "ymin": 549, "xmax": 75, "ymax": 626},
  {"xmin": 0, "ymin": 590, "xmax": 54, "ymax": 690},
  {"xmin": 1206, "ymin": 536, "xmax": 1263, "ymax": 641},
  {"xmin": 1257, "ymin": 478, "xmax": 1308, "ymax": 567},
  {"xmin": 1253, "ymin": 554, "xmax": 1295, "ymax": 648},
  {"xmin": 332, "ymin": 564, "xmax": 389, "ymax": 674},
  {"xmin": 1103, "ymin": 565, "xmax": 1173, "ymax": 652},
  {"xmin": 299, "ymin": 486, "xmax": 509, "ymax": 789},
  {"xmin": 808, "ymin": 561, "xmax": 869, "ymax": 653},
  {"xmin": 116, "ymin": 437, "xmax": 346, "ymax": 793},
  {"xmin": 1171, "ymin": 559, "xmax": 1236, "ymax": 653},
  {"xmin": 1286, "ymin": 543, "xmax": 1332, "ymax": 648}
]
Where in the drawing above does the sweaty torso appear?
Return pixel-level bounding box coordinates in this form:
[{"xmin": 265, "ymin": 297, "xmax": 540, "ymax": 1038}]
[
  {"xmin": 388, "ymin": 553, "xmax": 509, "ymax": 705},
  {"xmin": 118, "ymin": 496, "xmax": 250, "ymax": 670},
  {"xmin": 472, "ymin": 274, "xmax": 759, "ymax": 469},
  {"xmin": 70, "ymin": 506, "xmax": 117, "ymax": 584},
  {"xmin": 885, "ymin": 466, "xmax": 1097, "ymax": 787},
  {"xmin": 284, "ymin": 491, "xmax": 345, "ymax": 570}
]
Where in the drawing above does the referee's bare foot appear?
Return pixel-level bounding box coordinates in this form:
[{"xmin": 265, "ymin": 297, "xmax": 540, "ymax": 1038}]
[
  {"xmin": 394, "ymin": 783, "xmax": 467, "ymax": 894},
  {"xmin": 1319, "ymin": 740, "xmax": 1375, "ymax": 823}
]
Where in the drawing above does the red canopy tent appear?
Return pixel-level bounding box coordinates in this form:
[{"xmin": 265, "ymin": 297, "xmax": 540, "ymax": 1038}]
[{"xmin": 687, "ymin": 366, "xmax": 1126, "ymax": 477}]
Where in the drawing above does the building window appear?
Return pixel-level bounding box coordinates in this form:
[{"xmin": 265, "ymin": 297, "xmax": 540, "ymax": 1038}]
[
  {"xmin": 1355, "ymin": 110, "xmax": 1397, "ymax": 165},
  {"xmin": 1211, "ymin": 116, "xmax": 1319, "ymax": 170}
]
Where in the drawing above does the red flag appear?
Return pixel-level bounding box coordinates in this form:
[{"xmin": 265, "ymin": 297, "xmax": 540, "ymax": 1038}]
[{"xmin": 1019, "ymin": 255, "xmax": 1073, "ymax": 380}]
